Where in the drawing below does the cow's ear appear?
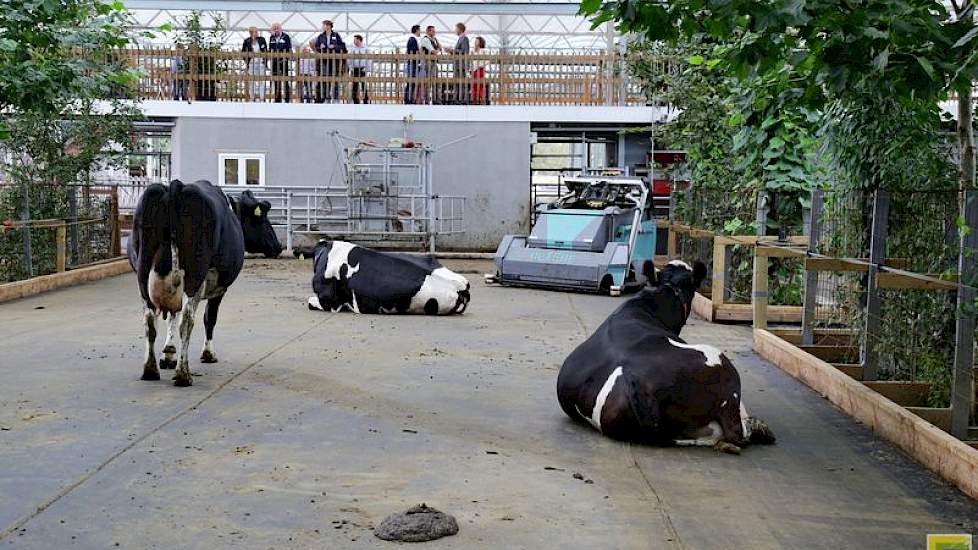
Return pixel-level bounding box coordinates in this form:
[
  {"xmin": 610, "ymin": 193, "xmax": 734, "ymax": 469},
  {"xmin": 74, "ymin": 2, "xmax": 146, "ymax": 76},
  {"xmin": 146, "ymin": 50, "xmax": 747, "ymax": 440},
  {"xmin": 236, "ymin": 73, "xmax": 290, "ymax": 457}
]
[
  {"xmin": 259, "ymin": 200, "xmax": 272, "ymax": 214},
  {"xmin": 692, "ymin": 261, "xmax": 707, "ymax": 289}
]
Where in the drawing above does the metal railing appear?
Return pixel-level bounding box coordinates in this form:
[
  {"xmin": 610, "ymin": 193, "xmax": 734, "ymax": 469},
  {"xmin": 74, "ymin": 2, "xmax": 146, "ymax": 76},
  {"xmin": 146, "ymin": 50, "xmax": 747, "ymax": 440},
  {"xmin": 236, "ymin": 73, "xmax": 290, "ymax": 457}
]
[{"xmin": 116, "ymin": 47, "xmax": 653, "ymax": 106}]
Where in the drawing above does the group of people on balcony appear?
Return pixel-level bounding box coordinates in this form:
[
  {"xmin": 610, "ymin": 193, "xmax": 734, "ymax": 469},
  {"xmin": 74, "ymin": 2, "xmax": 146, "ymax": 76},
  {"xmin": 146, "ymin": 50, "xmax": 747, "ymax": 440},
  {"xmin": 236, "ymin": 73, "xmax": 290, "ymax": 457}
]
[{"xmin": 174, "ymin": 20, "xmax": 488, "ymax": 104}]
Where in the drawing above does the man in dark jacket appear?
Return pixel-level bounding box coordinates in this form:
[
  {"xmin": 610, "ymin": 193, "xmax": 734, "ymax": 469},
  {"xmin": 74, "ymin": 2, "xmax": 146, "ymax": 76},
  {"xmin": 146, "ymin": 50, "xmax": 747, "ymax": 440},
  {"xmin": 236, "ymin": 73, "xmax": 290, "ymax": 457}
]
[
  {"xmin": 268, "ymin": 22, "xmax": 292, "ymax": 103},
  {"xmin": 315, "ymin": 20, "xmax": 346, "ymax": 103},
  {"xmin": 404, "ymin": 25, "xmax": 421, "ymax": 104}
]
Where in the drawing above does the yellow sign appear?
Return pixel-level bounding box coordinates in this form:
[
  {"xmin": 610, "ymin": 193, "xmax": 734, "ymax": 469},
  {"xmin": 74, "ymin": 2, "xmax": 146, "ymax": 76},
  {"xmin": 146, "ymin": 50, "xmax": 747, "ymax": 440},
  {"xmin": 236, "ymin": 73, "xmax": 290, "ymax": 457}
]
[
  {"xmin": 928, "ymin": 534, "xmax": 973, "ymax": 550},
  {"xmin": 253, "ymin": 206, "xmax": 262, "ymax": 217}
]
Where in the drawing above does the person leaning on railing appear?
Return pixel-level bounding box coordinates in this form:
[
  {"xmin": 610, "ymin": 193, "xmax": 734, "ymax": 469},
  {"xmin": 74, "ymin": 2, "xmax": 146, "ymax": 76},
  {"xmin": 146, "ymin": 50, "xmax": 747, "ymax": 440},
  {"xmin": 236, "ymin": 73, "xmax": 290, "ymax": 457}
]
[
  {"xmin": 268, "ymin": 22, "xmax": 292, "ymax": 103},
  {"xmin": 471, "ymin": 36, "xmax": 488, "ymax": 105},
  {"xmin": 171, "ymin": 44, "xmax": 188, "ymax": 101},
  {"xmin": 242, "ymin": 27, "xmax": 268, "ymax": 101},
  {"xmin": 419, "ymin": 26, "xmax": 442, "ymax": 104},
  {"xmin": 348, "ymin": 34, "xmax": 371, "ymax": 104},
  {"xmin": 404, "ymin": 24, "xmax": 421, "ymax": 104},
  {"xmin": 444, "ymin": 22, "xmax": 469, "ymax": 105},
  {"xmin": 299, "ymin": 41, "xmax": 317, "ymax": 103},
  {"xmin": 315, "ymin": 19, "xmax": 346, "ymax": 103}
]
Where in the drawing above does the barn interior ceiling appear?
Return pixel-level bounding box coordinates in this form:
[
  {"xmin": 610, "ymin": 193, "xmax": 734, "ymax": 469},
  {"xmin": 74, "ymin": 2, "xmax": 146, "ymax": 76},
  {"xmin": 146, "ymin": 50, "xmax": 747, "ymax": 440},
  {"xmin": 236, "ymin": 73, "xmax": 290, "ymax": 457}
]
[{"xmin": 125, "ymin": 0, "xmax": 617, "ymax": 52}]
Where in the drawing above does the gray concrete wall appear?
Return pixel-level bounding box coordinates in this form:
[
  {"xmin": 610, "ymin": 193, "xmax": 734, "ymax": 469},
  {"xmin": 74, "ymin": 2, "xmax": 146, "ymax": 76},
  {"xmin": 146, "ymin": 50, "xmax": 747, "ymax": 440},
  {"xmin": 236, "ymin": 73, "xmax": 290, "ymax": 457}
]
[{"xmin": 171, "ymin": 118, "xmax": 532, "ymax": 251}]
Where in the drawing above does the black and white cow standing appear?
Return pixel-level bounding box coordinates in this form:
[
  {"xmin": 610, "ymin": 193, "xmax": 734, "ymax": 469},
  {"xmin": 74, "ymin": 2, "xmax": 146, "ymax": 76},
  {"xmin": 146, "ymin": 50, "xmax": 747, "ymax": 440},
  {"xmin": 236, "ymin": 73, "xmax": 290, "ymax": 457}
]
[
  {"xmin": 306, "ymin": 240, "xmax": 470, "ymax": 314},
  {"xmin": 230, "ymin": 190, "xmax": 283, "ymax": 258},
  {"xmin": 128, "ymin": 179, "xmax": 245, "ymax": 386},
  {"xmin": 556, "ymin": 260, "xmax": 775, "ymax": 454}
]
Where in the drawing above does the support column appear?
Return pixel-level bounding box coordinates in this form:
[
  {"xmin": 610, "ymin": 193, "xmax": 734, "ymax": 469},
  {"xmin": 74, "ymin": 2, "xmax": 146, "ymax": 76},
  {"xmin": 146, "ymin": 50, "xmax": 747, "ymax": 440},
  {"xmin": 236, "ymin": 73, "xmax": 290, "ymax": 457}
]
[
  {"xmin": 862, "ymin": 189, "xmax": 889, "ymax": 381},
  {"xmin": 952, "ymin": 189, "xmax": 978, "ymax": 438},
  {"xmin": 801, "ymin": 189, "xmax": 824, "ymax": 345}
]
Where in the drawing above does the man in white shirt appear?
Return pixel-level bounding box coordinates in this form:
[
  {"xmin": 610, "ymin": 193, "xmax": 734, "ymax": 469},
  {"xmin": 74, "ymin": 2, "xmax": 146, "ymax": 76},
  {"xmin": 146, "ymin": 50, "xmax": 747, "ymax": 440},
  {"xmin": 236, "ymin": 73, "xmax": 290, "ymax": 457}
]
[{"xmin": 348, "ymin": 34, "xmax": 371, "ymax": 104}]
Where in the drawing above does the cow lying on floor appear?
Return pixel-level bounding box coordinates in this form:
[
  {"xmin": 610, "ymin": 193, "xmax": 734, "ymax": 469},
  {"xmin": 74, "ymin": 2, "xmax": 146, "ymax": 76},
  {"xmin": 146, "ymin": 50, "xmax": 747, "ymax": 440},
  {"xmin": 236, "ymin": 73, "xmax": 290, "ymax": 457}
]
[
  {"xmin": 556, "ymin": 260, "xmax": 775, "ymax": 454},
  {"xmin": 306, "ymin": 240, "xmax": 470, "ymax": 315}
]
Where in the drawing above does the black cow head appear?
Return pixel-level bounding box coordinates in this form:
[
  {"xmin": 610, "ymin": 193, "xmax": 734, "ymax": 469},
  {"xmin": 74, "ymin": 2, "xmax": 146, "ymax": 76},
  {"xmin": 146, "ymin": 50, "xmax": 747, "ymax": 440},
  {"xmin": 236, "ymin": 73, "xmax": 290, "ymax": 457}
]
[
  {"xmin": 231, "ymin": 190, "xmax": 283, "ymax": 258},
  {"xmin": 651, "ymin": 260, "xmax": 706, "ymax": 300}
]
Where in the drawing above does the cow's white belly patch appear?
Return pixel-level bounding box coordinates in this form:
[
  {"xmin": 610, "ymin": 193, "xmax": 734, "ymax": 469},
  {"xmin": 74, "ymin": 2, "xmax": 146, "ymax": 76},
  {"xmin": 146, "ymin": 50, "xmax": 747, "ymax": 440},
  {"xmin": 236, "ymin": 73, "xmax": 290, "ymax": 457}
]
[
  {"xmin": 407, "ymin": 274, "xmax": 460, "ymax": 314},
  {"xmin": 585, "ymin": 366, "xmax": 623, "ymax": 432},
  {"xmin": 668, "ymin": 339, "xmax": 723, "ymax": 367},
  {"xmin": 431, "ymin": 267, "xmax": 469, "ymax": 291}
]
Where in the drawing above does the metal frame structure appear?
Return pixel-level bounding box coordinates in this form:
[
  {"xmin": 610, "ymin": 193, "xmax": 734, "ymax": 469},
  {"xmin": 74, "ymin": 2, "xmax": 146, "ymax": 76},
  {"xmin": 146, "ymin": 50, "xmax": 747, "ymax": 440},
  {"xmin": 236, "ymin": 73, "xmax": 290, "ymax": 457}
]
[{"xmin": 125, "ymin": 1, "xmax": 616, "ymax": 51}]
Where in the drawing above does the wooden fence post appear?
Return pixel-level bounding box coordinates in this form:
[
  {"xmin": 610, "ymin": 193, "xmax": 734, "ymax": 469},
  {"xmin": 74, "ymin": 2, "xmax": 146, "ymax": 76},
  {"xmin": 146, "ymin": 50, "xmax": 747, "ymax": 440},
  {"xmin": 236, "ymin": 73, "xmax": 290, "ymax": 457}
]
[
  {"xmin": 862, "ymin": 189, "xmax": 890, "ymax": 381},
  {"xmin": 951, "ymin": 189, "xmax": 978, "ymax": 438},
  {"xmin": 55, "ymin": 223, "xmax": 67, "ymax": 273},
  {"xmin": 712, "ymin": 239, "xmax": 726, "ymax": 307},
  {"xmin": 801, "ymin": 189, "xmax": 824, "ymax": 345},
  {"xmin": 110, "ymin": 187, "xmax": 121, "ymax": 257}
]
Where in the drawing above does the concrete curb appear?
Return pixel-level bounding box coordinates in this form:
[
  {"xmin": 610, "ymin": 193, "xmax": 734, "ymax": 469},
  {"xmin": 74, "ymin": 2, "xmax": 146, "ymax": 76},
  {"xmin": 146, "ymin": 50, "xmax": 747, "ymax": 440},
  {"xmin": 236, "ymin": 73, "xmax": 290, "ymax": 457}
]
[
  {"xmin": 753, "ymin": 328, "xmax": 978, "ymax": 501},
  {"xmin": 0, "ymin": 259, "xmax": 132, "ymax": 304}
]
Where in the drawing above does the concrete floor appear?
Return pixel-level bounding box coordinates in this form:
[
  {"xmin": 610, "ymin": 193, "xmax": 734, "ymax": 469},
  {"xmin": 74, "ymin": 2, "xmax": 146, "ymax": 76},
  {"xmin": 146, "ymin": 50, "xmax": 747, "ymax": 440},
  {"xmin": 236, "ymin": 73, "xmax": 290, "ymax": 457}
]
[{"xmin": 0, "ymin": 258, "xmax": 976, "ymax": 550}]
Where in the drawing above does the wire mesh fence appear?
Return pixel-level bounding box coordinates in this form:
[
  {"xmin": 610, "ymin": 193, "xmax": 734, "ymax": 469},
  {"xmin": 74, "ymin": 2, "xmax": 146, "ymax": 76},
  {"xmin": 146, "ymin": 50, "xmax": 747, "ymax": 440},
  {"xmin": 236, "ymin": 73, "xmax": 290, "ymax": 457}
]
[{"xmin": 0, "ymin": 184, "xmax": 119, "ymax": 284}]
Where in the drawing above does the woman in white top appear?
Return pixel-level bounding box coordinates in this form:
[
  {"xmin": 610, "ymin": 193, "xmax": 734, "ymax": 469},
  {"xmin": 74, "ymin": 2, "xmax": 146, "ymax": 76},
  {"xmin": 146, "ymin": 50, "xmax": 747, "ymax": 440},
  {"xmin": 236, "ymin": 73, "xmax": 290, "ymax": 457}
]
[
  {"xmin": 241, "ymin": 27, "xmax": 267, "ymax": 101},
  {"xmin": 299, "ymin": 41, "xmax": 317, "ymax": 103},
  {"xmin": 470, "ymin": 36, "xmax": 488, "ymax": 105}
]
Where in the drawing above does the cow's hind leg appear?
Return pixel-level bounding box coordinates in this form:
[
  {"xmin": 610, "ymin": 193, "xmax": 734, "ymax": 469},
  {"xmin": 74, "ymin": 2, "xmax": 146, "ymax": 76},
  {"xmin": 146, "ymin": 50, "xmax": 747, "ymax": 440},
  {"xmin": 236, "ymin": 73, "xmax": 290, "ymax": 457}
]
[
  {"xmin": 173, "ymin": 293, "xmax": 202, "ymax": 387},
  {"xmin": 141, "ymin": 308, "xmax": 160, "ymax": 381},
  {"xmin": 200, "ymin": 294, "xmax": 224, "ymax": 363},
  {"xmin": 159, "ymin": 311, "xmax": 180, "ymax": 370}
]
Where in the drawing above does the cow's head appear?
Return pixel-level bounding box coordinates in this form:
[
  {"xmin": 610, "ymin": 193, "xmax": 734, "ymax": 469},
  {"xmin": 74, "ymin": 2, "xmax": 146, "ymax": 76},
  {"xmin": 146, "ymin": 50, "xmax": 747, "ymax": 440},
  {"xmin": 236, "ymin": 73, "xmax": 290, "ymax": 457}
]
[
  {"xmin": 646, "ymin": 260, "xmax": 706, "ymax": 333},
  {"xmin": 232, "ymin": 190, "xmax": 283, "ymax": 258}
]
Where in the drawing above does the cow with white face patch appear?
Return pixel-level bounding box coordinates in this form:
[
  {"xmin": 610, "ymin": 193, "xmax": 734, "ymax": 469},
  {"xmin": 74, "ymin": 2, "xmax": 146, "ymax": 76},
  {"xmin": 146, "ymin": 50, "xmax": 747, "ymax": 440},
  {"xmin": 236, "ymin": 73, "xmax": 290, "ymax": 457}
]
[
  {"xmin": 306, "ymin": 240, "xmax": 470, "ymax": 315},
  {"xmin": 556, "ymin": 260, "xmax": 775, "ymax": 454},
  {"xmin": 128, "ymin": 180, "xmax": 245, "ymax": 387}
]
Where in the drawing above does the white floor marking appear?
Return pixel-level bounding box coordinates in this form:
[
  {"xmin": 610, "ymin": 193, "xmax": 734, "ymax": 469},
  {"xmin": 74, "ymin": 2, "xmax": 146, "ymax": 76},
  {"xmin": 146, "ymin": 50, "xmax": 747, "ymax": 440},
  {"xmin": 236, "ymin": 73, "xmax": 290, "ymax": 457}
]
[
  {"xmin": 668, "ymin": 339, "xmax": 723, "ymax": 367},
  {"xmin": 588, "ymin": 366, "xmax": 624, "ymax": 432}
]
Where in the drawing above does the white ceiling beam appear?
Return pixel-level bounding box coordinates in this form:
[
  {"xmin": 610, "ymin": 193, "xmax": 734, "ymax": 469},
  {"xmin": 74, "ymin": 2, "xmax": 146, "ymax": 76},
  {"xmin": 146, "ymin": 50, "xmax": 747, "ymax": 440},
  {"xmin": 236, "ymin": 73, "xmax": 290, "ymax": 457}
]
[{"xmin": 123, "ymin": 1, "xmax": 583, "ymax": 16}]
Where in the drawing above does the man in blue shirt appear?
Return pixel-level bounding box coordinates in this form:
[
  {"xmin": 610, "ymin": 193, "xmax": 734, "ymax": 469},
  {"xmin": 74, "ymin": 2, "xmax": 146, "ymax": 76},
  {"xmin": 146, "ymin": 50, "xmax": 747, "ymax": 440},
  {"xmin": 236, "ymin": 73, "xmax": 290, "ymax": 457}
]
[
  {"xmin": 268, "ymin": 22, "xmax": 293, "ymax": 103},
  {"xmin": 315, "ymin": 20, "xmax": 346, "ymax": 103}
]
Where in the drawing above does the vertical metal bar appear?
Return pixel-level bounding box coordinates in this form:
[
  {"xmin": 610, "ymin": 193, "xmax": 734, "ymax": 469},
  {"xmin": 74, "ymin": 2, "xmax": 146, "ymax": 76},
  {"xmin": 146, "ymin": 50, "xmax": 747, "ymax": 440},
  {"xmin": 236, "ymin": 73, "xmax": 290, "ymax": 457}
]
[
  {"xmin": 801, "ymin": 189, "xmax": 824, "ymax": 345},
  {"xmin": 55, "ymin": 223, "xmax": 67, "ymax": 273},
  {"xmin": 68, "ymin": 185, "xmax": 79, "ymax": 265},
  {"xmin": 756, "ymin": 190, "xmax": 768, "ymax": 237},
  {"xmin": 20, "ymin": 180, "xmax": 33, "ymax": 279},
  {"xmin": 286, "ymin": 192, "xmax": 293, "ymax": 253},
  {"xmin": 951, "ymin": 189, "xmax": 978, "ymax": 438},
  {"xmin": 862, "ymin": 189, "xmax": 890, "ymax": 381},
  {"xmin": 753, "ymin": 247, "xmax": 769, "ymax": 330}
]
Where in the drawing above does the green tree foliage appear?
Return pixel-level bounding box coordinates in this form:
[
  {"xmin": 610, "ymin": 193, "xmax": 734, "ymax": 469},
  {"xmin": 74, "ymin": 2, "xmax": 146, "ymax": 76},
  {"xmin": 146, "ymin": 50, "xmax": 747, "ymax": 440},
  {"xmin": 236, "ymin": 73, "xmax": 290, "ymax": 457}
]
[{"xmin": 0, "ymin": 0, "xmax": 139, "ymax": 137}]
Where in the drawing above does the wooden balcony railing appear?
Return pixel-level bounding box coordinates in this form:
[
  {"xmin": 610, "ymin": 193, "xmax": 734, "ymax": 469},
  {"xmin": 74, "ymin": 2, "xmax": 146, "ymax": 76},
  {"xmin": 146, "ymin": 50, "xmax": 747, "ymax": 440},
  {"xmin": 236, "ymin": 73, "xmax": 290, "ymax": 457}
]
[{"xmin": 116, "ymin": 48, "xmax": 661, "ymax": 106}]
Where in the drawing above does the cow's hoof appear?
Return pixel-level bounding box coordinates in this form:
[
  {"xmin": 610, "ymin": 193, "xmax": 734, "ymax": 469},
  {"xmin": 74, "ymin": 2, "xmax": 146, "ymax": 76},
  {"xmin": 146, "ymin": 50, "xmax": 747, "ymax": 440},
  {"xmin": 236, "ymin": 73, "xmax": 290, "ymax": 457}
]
[
  {"xmin": 141, "ymin": 366, "xmax": 160, "ymax": 381},
  {"xmin": 173, "ymin": 375, "xmax": 193, "ymax": 387},
  {"xmin": 747, "ymin": 418, "xmax": 776, "ymax": 445},
  {"xmin": 714, "ymin": 441, "xmax": 741, "ymax": 455},
  {"xmin": 200, "ymin": 350, "xmax": 218, "ymax": 364},
  {"xmin": 159, "ymin": 357, "xmax": 177, "ymax": 370},
  {"xmin": 483, "ymin": 273, "xmax": 498, "ymax": 284}
]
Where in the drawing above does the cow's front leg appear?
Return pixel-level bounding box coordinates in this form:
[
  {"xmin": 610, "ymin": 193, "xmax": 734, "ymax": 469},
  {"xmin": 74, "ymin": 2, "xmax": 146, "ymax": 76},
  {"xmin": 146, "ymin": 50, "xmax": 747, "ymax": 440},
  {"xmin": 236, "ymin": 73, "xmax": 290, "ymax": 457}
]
[
  {"xmin": 173, "ymin": 293, "xmax": 202, "ymax": 387},
  {"xmin": 141, "ymin": 308, "xmax": 160, "ymax": 381},
  {"xmin": 159, "ymin": 311, "xmax": 180, "ymax": 370},
  {"xmin": 200, "ymin": 294, "xmax": 224, "ymax": 363}
]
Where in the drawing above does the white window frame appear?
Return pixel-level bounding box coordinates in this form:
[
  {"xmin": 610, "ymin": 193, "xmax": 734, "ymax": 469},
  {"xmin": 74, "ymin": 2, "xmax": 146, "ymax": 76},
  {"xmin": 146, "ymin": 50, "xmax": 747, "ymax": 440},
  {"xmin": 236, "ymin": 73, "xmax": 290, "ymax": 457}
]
[{"xmin": 218, "ymin": 153, "xmax": 266, "ymax": 186}]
